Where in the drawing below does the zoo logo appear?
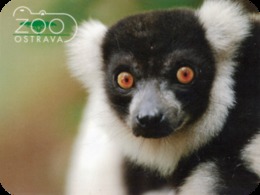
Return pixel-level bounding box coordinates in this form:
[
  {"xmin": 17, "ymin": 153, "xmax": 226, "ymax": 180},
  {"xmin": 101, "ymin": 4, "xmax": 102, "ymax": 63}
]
[{"xmin": 13, "ymin": 6, "xmax": 78, "ymax": 43}]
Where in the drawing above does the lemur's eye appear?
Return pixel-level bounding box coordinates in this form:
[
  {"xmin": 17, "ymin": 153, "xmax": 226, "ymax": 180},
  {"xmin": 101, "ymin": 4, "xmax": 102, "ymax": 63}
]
[
  {"xmin": 117, "ymin": 72, "xmax": 134, "ymax": 89},
  {"xmin": 176, "ymin": 67, "xmax": 195, "ymax": 84}
]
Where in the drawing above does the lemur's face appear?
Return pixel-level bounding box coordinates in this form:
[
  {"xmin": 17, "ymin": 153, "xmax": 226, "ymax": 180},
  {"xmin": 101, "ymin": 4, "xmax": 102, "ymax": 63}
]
[{"xmin": 102, "ymin": 10, "xmax": 215, "ymax": 138}]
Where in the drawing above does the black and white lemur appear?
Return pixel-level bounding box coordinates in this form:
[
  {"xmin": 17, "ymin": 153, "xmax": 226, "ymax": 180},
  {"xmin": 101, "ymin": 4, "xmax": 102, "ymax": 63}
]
[{"xmin": 65, "ymin": 0, "xmax": 260, "ymax": 194}]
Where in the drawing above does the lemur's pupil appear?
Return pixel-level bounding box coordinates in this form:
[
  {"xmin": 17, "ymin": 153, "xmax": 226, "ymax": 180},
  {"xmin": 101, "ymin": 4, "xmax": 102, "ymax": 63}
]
[{"xmin": 117, "ymin": 72, "xmax": 134, "ymax": 89}]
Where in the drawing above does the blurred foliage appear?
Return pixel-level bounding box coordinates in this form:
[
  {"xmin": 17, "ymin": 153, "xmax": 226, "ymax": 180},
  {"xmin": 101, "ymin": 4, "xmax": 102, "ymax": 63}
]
[
  {"xmin": 139, "ymin": 0, "xmax": 203, "ymax": 9},
  {"xmin": 49, "ymin": 0, "xmax": 140, "ymax": 25},
  {"xmin": 48, "ymin": 0, "xmax": 203, "ymax": 25}
]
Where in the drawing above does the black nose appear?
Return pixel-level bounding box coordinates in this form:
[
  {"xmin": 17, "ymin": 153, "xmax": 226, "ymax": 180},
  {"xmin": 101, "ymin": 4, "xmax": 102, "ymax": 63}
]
[
  {"xmin": 136, "ymin": 113, "xmax": 164, "ymax": 129},
  {"xmin": 134, "ymin": 112, "xmax": 172, "ymax": 138}
]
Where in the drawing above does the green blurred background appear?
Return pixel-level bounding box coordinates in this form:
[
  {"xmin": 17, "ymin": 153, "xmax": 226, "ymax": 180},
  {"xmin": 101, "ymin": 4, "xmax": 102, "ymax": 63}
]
[{"xmin": 0, "ymin": 0, "xmax": 202, "ymax": 194}]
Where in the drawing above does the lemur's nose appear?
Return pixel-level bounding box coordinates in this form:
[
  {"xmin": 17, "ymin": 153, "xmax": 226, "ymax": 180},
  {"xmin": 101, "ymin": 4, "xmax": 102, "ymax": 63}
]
[
  {"xmin": 134, "ymin": 111, "xmax": 171, "ymax": 138},
  {"xmin": 136, "ymin": 112, "xmax": 164, "ymax": 129}
]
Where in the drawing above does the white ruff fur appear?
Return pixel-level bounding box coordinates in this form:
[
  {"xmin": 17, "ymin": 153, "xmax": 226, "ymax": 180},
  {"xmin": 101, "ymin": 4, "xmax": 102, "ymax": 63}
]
[
  {"xmin": 242, "ymin": 133, "xmax": 260, "ymax": 178},
  {"xmin": 66, "ymin": 20, "xmax": 107, "ymax": 91},
  {"xmin": 178, "ymin": 162, "xmax": 219, "ymax": 195},
  {"xmin": 65, "ymin": 91, "xmax": 126, "ymax": 195}
]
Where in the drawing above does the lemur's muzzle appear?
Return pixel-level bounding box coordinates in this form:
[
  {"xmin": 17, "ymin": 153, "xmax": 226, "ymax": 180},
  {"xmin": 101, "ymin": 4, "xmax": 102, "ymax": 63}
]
[{"xmin": 131, "ymin": 83, "xmax": 176, "ymax": 138}]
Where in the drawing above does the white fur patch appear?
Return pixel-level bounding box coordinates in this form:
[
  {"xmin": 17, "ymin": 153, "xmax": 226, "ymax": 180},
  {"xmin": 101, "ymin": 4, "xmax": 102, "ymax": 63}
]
[
  {"xmin": 65, "ymin": 92, "xmax": 126, "ymax": 195},
  {"xmin": 197, "ymin": 0, "xmax": 251, "ymax": 59},
  {"xmin": 178, "ymin": 162, "xmax": 219, "ymax": 195},
  {"xmin": 66, "ymin": 20, "xmax": 107, "ymax": 91},
  {"xmin": 241, "ymin": 133, "xmax": 260, "ymax": 178}
]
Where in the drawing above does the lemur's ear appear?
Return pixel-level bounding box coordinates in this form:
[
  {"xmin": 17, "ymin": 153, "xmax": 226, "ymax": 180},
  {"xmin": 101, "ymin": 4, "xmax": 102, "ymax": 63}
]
[
  {"xmin": 197, "ymin": 0, "xmax": 251, "ymax": 59},
  {"xmin": 67, "ymin": 20, "xmax": 107, "ymax": 90}
]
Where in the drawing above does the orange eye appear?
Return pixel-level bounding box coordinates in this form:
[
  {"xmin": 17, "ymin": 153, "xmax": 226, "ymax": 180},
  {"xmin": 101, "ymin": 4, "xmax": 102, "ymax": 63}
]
[
  {"xmin": 117, "ymin": 72, "xmax": 134, "ymax": 89},
  {"xmin": 176, "ymin": 67, "xmax": 195, "ymax": 84}
]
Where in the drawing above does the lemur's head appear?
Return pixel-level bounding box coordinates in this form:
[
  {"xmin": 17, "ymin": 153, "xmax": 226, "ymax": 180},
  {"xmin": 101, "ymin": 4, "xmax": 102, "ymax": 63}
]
[{"xmin": 102, "ymin": 10, "xmax": 215, "ymax": 139}]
